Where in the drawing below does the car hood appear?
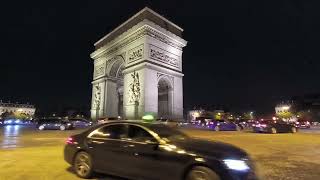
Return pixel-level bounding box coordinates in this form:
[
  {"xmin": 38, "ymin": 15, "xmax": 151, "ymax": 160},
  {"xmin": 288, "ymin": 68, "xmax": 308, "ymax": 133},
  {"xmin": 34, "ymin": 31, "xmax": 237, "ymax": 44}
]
[{"xmin": 172, "ymin": 138, "xmax": 248, "ymax": 159}]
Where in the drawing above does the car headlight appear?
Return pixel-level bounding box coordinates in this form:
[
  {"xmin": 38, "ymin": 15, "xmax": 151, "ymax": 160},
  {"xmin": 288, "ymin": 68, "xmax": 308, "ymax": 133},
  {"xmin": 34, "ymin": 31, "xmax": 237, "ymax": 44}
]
[
  {"xmin": 223, "ymin": 159, "xmax": 250, "ymax": 171},
  {"xmin": 15, "ymin": 120, "xmax": 20, "ymax": 123},
  {"xmin": 67, "ymin": 123, "xmax": 72, "ymax": 126}
]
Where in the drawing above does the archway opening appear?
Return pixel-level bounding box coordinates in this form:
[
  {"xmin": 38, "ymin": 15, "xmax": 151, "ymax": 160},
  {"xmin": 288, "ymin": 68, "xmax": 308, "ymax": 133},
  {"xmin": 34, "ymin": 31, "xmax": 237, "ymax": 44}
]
[
  {"xmin": 158, "ymin": 78, "xmax": 172, "ymax": 119},
  {"xmin": 108, "ymin": 57, "xmax": 124, "ymax": 118}
]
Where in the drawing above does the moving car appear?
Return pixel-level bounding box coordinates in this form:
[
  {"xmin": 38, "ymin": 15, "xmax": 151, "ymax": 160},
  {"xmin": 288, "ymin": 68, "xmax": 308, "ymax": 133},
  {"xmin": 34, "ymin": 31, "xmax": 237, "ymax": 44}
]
[
  {"xmin": 97, "ymin": 117, "xmax": 120, "ymax": 124},
  {"xmin": 37, "ymin": 118, "xmax": 73, "ymax": 130},
  {"xmin": 253, "ymin": 119, "xmax": 297, "ymax": 134},
  {"xmin": 209, "ymin": 120, "xmax": 241, "ymax": 131},
  {"xmin": 3, "ymin": 119, "xmax": 26, "ymax": 125},
  {"xmin": 69, "ymin": 118, "xmax": 93, "ymax": 128},
  {"xmin": 64, "ymin": 120, "xmax": 257, "ymax": 180},
  {"xmin": 156, "ymin": 118, "xmax": 180, "ymax": 127},
  {"xmin": 194, "ymin": 117, "xmax": 212, "ymax": 127},
  {"xmin": 294, "ymin": 119, "xmax": 311, "ymax": 129}
]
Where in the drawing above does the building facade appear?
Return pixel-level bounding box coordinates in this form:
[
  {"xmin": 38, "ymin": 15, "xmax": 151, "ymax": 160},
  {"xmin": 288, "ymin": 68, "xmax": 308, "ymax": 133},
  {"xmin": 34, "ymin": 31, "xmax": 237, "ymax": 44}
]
[
  {"xmin": 90, "ymin": 7, "xmax": 187, "ymax": 120},
  {"xmin": 0, "ymin": 102, "xmax": 36, "ymax": 117}
]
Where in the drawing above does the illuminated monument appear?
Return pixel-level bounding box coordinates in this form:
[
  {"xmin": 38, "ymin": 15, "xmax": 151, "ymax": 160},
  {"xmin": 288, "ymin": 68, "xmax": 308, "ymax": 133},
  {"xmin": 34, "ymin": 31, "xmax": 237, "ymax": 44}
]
[{"xmin": 90, "ymin": 7, "xmax": 187, "ymax": 120}]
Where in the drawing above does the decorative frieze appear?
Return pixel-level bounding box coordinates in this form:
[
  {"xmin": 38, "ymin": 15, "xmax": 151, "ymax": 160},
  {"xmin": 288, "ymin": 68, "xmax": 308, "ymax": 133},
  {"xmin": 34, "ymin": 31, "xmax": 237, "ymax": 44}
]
[
  {"xmin": 149, "ymin": 45, "xmax": 180, "ymax": 69},
  {"xmin": 128, "ymin": 44, "xmax": 143, "ymax": 64}
]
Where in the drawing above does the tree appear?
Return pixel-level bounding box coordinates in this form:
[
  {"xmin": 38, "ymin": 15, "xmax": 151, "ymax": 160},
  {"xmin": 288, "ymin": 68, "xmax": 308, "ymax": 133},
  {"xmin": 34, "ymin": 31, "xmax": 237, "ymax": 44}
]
[{"xmin": 277, "ymin": 111, "xmax": 294, "ymax": 119}]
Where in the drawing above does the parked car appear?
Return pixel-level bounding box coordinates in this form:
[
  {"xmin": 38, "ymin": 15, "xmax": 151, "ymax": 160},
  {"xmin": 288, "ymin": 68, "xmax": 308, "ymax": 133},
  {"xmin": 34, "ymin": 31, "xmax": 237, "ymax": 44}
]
[
  {"xmin": 69, "ymin": 118, "xmax": 93, "ymax": 128},
  {"xmin": 209, "ymin": 120, "xmax": 241, "ymax": 131},
  {"xmin": 37, "ymin": 118, "xmax": 73, "ymax": 130},
  {"xmin": 64, "ymin": 120, "xmax": 257, "ymax": 180},
  {"xmin": 253, "ymin": 119, "xmax": 297, "ymax": 134},
  {"xmin": 293, "ymin": 119, "xmax": 311, "ymax": 129}
]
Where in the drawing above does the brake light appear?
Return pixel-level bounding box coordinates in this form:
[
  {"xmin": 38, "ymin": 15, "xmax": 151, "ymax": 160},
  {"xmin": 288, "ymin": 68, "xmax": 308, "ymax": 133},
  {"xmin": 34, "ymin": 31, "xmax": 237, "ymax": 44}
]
[
  {"xmin": 66, "ymin": 137, "xmax": 75, "ymax": 144},
  {"xmin": 260, "ymin": 124, "xmax": 267, "ymax": 127}
]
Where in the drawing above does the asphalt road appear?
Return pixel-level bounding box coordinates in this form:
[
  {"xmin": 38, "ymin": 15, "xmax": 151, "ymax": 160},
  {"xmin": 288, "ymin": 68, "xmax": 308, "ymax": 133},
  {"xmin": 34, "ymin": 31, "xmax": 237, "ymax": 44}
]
[{"xmin": 1, "ymin": 125, "xmax": 320, "ymax": 180}]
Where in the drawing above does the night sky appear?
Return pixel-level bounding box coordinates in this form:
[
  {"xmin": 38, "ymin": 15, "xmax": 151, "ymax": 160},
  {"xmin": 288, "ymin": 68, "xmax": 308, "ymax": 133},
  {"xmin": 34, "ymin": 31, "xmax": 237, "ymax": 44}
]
[{"xmin": 1, "ymin": 1, "xmax": 320, "ymax": 115}]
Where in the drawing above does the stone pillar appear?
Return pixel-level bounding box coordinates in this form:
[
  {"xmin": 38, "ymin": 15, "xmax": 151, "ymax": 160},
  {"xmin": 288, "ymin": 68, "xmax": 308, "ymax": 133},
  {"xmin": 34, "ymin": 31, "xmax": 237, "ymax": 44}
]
[
  {"xmin": 173, "ymin": 76, "xmax": 183, "ymax": 119},
  {"xmin": 104, "ymin": 79, "xmax": 119, "ymax": 118}
]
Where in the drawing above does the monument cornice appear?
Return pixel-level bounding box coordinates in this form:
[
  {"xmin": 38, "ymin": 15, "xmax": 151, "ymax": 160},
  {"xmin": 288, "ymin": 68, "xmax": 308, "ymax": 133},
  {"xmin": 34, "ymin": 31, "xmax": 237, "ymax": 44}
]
[
  {"xmin": 123, "ymin": 60, "xmax": 184, "ymax": 77},
  {"xmin": 91, "ymin": 20, "xmax": 187, "ymax": 60}
]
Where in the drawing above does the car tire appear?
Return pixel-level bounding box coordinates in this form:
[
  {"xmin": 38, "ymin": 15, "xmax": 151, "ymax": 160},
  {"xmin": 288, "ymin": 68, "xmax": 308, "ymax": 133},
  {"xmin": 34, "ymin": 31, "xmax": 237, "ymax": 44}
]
[
  {"xmin": 291, "ymin": 127, "xmax": 297, "ymax": 133},
  {"xmin": 186, "ymin": 166, "xmax": 221, "ymax": 180},
  {"xmin": 271, "ymin": 127, "xmax": 277, "ymax": 134},
  {"xmin": 60, "ymin": 125, "xmax": 66, "ymax": 131},
  {"xmin": 73, "ymin": 151, "xmax": 94, "ymax": 179},
  {"xmin": 214, "ymin": 126, "xmax": 220, "ymax": 131},
  {"xmin": 38, "ymin": 125, "xmax": 45, "ymax": 130}
]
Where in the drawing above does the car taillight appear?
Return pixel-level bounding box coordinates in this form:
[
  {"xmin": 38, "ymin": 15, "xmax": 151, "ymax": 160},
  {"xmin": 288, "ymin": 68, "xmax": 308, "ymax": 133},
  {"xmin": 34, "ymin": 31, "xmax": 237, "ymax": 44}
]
[
  {"xmin": 66, "ymin": 137, "xmax": 75, "ymax": 144},
  {"xmin": 260, "ymin": 124, "xmax": 267, "ymax": 127}
]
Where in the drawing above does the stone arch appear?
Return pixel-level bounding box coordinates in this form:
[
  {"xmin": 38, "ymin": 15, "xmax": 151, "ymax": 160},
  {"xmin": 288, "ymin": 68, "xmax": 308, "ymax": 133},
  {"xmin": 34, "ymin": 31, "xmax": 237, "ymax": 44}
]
[
  {"xmin": 104, "ymin": 55, "xmax": 125, "ymax": 118},
  {"xmin": 107, "ymin": 55, "xmax": 125, "ymax": 79},
  {"xmin": 157, "ymin": 75, "xmax": 173, "ymax": 119}
]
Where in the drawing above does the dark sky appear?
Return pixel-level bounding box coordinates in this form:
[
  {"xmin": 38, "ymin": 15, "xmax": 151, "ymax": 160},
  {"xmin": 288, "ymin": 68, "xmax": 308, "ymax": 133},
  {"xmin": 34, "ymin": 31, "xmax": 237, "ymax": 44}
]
[{"xmin": 1, "ymin": 0, "xmax": 320, "ymax": 115}]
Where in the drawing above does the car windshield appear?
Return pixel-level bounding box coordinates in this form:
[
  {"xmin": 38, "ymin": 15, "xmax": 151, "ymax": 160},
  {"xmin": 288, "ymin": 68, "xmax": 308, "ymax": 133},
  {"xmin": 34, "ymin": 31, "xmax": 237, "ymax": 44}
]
[{"xmin": 147, "ymin": 124, "xmax": 189, "ymax": 142}]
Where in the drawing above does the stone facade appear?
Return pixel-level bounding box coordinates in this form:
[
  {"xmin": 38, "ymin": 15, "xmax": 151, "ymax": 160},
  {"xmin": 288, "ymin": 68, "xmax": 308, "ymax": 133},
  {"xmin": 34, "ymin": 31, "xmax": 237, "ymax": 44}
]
[
  {"xmin": 90, "ymin": 7, "xmax": 187, "ymax": 120},
  {"xmin": 0, "ymin": 102, "xmax": 36, "ymax": 116}
]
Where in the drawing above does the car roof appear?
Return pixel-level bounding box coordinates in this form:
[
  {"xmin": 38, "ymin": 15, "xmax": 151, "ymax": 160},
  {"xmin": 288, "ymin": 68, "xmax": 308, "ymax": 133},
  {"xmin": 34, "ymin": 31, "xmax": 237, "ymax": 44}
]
[{"xmin": 103, "ymin": 120, "xmax": 162, "ymax": 125}]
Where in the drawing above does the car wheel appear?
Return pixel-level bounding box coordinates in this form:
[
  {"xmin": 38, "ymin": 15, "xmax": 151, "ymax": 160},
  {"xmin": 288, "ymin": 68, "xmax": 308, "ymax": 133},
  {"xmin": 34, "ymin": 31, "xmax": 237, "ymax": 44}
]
[
  {"xmin": 38, "ymin": 125, "xmax": 45, "ymax": 130},
  {"xmin": 271, "ymin": 127, "xmax": 277, "ymax": 134},
  {"xmin": 60, "ymin": 125, "xmax": 66, "ymax": 131},
  {"xmin": 186, "ymin": 166, "xmax": 221, "ymax": 180},
  {"xmin": 214, "ymin": 126, "xmax": 220, "ymax": 131},
  {"xmin": 291, "ymin": 127, "xmax": 297, "ymax": 133},
  {"xmin": 74, "ymin": 151, "xmax": 93, "ymax": 178}
]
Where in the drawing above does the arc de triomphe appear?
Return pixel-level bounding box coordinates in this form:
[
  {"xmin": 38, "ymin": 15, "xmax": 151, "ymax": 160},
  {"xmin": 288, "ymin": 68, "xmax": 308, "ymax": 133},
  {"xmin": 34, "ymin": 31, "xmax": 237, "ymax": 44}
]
[{"xmin": 90, "ymin": 7, "xmax": 187, "ymax": 120}]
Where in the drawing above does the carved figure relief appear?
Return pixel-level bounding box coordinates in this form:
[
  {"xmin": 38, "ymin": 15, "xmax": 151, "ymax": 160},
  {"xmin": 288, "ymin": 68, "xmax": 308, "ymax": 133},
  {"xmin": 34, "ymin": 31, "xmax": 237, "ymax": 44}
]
[
  {"xmin": 128, "ymin": 44, "xmax": 143, "ymax": 63},
  {"xmin": 94, "ymin": 85, "xmax": 101, "ymax": 109},
  {"xmin": 128, "ymin": 71, "xmax": 141, "ymax": 104}
]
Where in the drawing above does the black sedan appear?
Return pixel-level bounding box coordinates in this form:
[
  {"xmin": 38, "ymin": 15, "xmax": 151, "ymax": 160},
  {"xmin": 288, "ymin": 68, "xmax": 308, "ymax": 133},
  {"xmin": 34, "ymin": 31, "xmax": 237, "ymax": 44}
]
[
  {"xmin": 252, "ymin": 119, "xmax": 297, "ymax": 134},
  {"xmin": 64, "ymin": 121, "xmax": 257, "ymax": 180},
  {"xmin": 37, "ymin": 118, "xmax": 73, "ymax": 130},
  {"xmin": 68, "ymin": 118, "xmax": 93, "ymax": 129}
]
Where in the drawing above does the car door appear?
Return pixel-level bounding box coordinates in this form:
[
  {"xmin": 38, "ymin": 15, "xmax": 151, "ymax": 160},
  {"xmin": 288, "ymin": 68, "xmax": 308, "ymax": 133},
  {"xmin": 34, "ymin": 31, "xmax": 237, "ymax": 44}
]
[
  {"xmin": 276, "ymin": 121, "xmax": 289, "ymax": 132},
  {"xmin": 122, "ymin": 125, "xmax": 184, "ymax": 180},
  {"xmin": 46, "ymin": 119, "xmax": 56, "ymax": 129},
  {"xmin": 86, "ymin": 124, "xmax": 129, "ymax": 176}
]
